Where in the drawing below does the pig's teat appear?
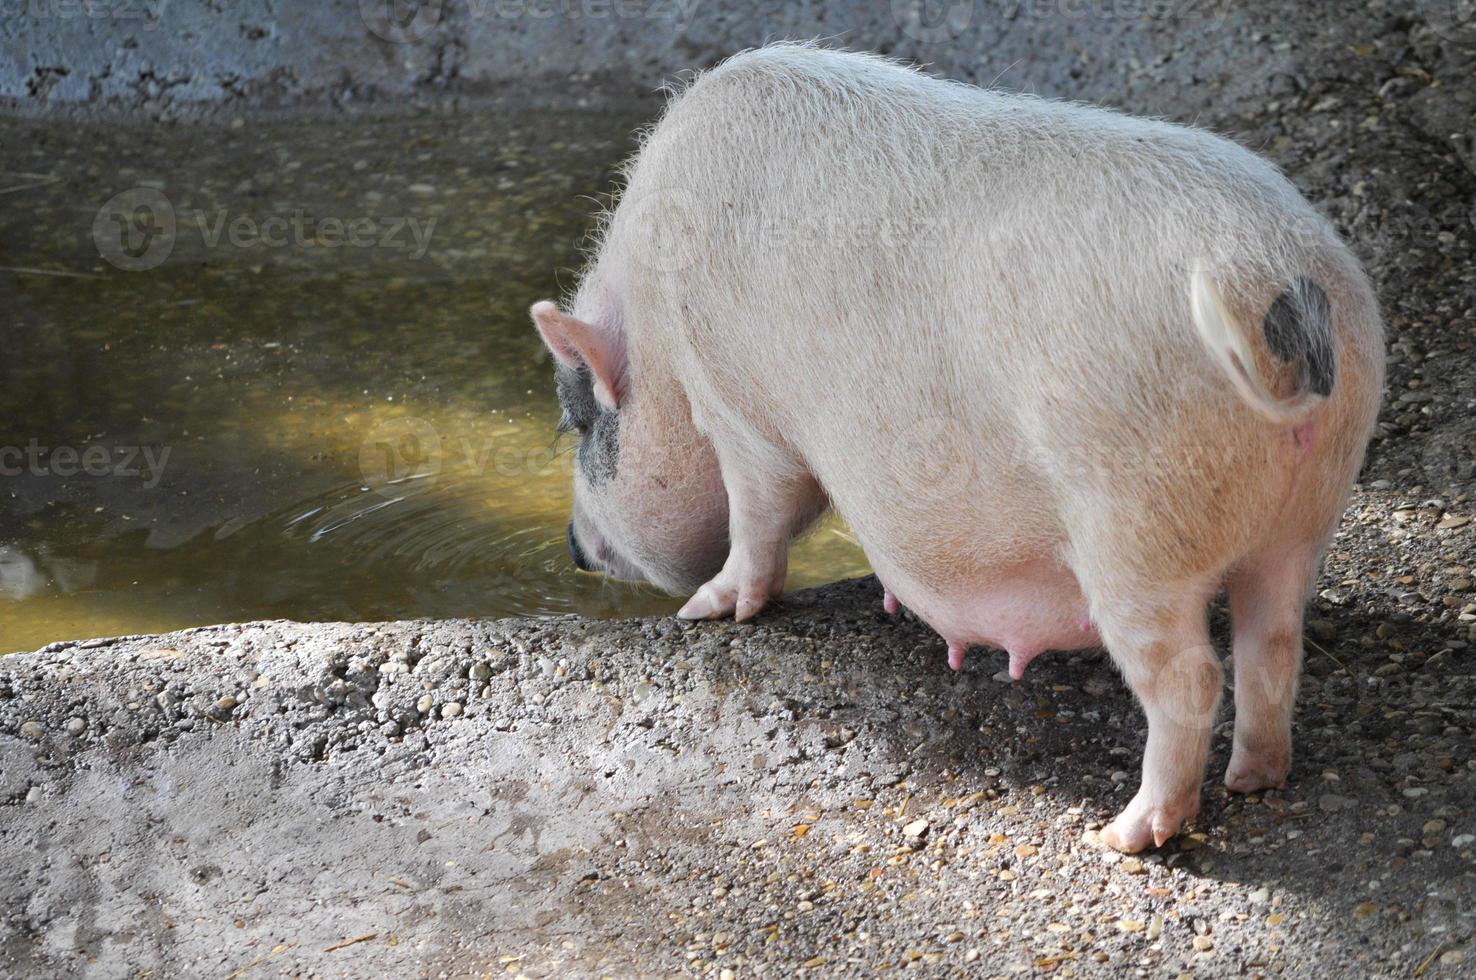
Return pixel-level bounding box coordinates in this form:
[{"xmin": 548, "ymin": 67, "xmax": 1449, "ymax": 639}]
[
  {"xmin": 883, "ymin": 588, "xmax": 899, "ymax": 615},
  {"xmin": 1007, "ymin": 647, "xmax": 1042, "ymax": 681},
  {"xmin": 944, "ymin": 641, "xmax": 1042, "ymax": 678}
]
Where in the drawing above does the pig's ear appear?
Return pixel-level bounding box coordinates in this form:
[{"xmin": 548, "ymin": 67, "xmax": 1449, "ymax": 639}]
[{"xmin": 530, "ymin": 301, "xmax": 626, "ymax": 410}]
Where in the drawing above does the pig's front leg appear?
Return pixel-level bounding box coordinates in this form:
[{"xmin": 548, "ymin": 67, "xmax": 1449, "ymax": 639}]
[
  {"xmin": 677, "ymin": 449, "xmax": 825, "ymax": 623},
  {"xmin": 1096, "ymin": 592, "xmax": 1223, "ymax": 853}
]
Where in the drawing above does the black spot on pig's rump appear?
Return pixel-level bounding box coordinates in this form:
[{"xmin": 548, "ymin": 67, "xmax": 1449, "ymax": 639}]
[{"xmin": 1263, "ymin": 278, "xmax": 1335, "ymax": 396}]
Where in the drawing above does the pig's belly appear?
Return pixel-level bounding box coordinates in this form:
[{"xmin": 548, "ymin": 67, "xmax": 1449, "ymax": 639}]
[{"xmin": 869, "ymin": 553, "xmax": 1101, "ymax": 677}]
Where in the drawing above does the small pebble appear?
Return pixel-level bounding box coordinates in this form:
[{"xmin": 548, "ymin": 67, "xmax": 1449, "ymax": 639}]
[
  {"xmin": 441, "ymin": 702, "xmax": 463, "ymax": 719},
  {"xmin": 65, "ymin": 717, "xmax": 86, "ymax": 736},
  {"xmin": 19, "ymin": 720, "xmax": 44, "ymax": 740},
  {"xmin": 1308, "ymin": 618, "xmax": 1338, "ymax": 641}
]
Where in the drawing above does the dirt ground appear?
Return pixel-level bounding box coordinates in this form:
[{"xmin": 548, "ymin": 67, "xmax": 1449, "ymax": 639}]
[
  {"xmin": 1, "ymin": 559, "xmax": 1473, "ymax": 978},
  {"xmin": 3, "ymin": 3, "xmax": 1476, "ymax": 978}
]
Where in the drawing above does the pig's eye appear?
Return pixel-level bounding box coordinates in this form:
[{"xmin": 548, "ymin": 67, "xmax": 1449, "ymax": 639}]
[{"xmin": 557, "ymin": 412, "xmax": 589, "ymax": 437}]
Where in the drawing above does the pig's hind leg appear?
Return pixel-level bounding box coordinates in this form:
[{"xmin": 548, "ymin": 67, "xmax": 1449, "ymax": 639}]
[
  {"xmin": 1222, "ymin": 544, "xmax": 1321, "ymax": 793},
  {"xmin": 1088, "ymin": 583, "xmax": 1224, "ymax": 854},
  {"xmin": 676, "ymin": 445, "xmax": 826, "ymax": 623}
]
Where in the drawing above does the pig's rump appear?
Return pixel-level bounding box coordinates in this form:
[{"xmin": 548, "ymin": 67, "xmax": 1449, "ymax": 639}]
[{"xmin": 604, "ymin": 44, "xmax": 1382, "ymax": 612}]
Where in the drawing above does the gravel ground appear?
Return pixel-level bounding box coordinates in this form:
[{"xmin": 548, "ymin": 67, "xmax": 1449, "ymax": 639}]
[
  {"xmin": 4, "ymin": 3, "xmax": 1476, "ymax": 978},
  {"xmin": 0, "ymin": 567, "xmax": 1472, "ymax": 978}
]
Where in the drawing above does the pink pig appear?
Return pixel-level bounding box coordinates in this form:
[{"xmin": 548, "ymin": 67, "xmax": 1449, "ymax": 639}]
[{"xmin": 531, "ymin": 44, "xmax": 1384, "ymax": 852}]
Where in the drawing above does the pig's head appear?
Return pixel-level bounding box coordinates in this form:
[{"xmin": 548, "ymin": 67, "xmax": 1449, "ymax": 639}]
[{"xmin": 530, "ymin": 299, "xmax": 729, "ymax": 593}]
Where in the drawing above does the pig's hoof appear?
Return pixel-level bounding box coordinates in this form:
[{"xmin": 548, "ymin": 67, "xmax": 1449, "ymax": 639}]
[
  {"xmin": 1101, "ymin": 793, "xmax": 1198, "ymax": 853},
  {"xmin": 677, "ymin": 582, "xmax": 770, "ymax": 622},
  {"xmin": 1224, "ymin": 749, "xmax": 1289, "ymax": 794}
]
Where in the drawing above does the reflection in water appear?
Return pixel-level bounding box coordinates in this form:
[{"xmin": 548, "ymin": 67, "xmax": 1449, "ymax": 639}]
[
  {"xmin": 0, "ymin": 111, "xmax": 870, "ymax": 654},
  {"xmin": 0, "ymin": 546, "xmax": 98, "ymax": 601}
]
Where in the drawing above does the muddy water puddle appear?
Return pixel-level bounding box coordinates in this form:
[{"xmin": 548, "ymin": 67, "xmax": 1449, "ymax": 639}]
[{"xmin": 0, "ymin": 110, "xmax": 868, "ymax": 653}]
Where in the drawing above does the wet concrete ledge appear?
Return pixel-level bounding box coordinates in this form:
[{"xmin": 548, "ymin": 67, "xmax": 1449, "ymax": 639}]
[{"xmin": 2, "ymin": 575, "xmax": 1473, "ymax": 977}]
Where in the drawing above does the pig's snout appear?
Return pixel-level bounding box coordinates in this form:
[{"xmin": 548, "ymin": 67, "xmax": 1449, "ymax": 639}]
[{"xmin": 567, "ymin": 521, "xmax": 595, "ymax": 572}]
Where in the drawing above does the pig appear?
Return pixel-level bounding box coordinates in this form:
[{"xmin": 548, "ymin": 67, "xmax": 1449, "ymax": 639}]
[{"xmin": 530, "ymin": 43, "xmax": 1384, "ymax": 853}]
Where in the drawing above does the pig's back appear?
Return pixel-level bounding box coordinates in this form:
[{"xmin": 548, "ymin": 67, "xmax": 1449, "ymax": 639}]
[
  {"xmin": 606, "ymin": 45, "xmax": 1382, "ymax": 571},
  {"xmin": 619, "ymin": 43, "xmax": 1358, "ymax": 394}
]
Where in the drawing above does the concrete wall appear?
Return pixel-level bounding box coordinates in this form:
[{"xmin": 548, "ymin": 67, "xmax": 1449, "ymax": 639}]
[{"xmin": 3, "ymin": 0, "xmax": 1471, "ymax": 128}]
